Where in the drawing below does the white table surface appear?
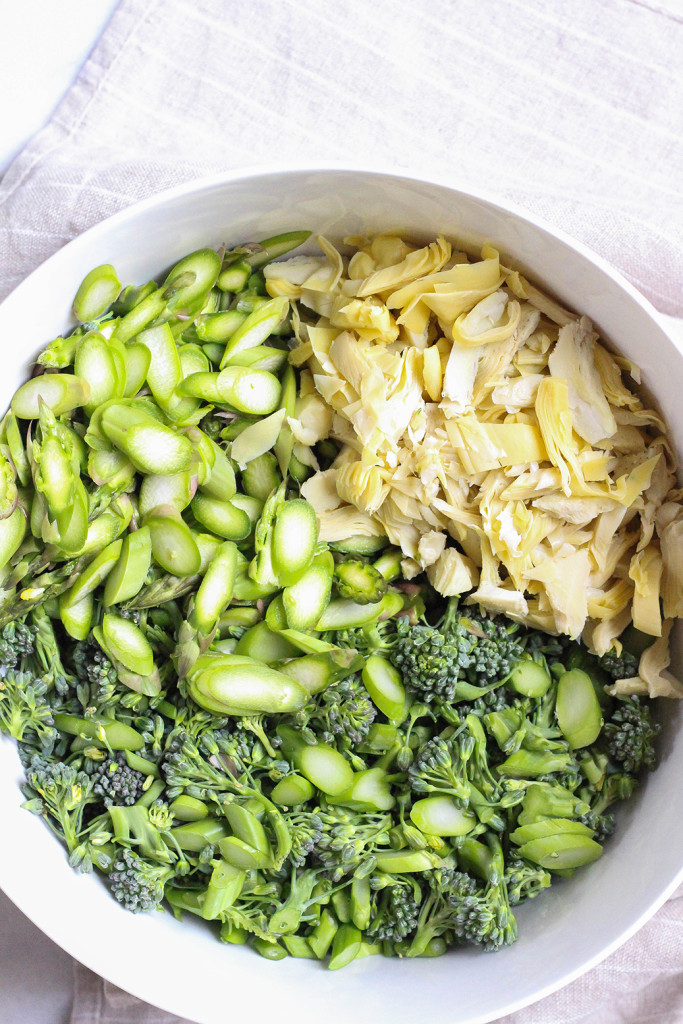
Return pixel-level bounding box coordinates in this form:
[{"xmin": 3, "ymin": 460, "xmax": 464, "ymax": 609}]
[
  {"xmin": 0, "ymin": 8, "xmax": 119, "ymax": 1022},
  {"xmin": 1, "ymin": 4, "xmax": 682, "ymax": 1022}
]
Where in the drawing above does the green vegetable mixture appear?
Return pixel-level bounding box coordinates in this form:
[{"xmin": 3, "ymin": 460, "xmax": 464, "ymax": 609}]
[{"xmin": 0, "ymin": 233, "xmax": 660, "ymax": 966}]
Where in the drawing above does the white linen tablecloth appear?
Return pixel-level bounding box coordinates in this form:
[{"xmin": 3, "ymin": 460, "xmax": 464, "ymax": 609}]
[{"xmin": 1, "ymin": 0, "xmax": 682, "ymax": 1021}]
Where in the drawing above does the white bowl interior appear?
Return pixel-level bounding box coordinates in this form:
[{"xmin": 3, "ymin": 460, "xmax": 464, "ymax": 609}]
[{"xmin": 0, "ymin": 168, "xmax": 681, "ymax": 1024}]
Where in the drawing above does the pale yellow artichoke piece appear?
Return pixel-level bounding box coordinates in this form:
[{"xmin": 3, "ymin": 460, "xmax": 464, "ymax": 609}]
[
  {"xmin": 370, "ymin": 234, "xmax": 415, "ymax": 269},
  {"xmin": 330, "ymin": 296, "xmax": 399, "ymax": 344},
  {"xmin": 427, "ymin": 547, "xmax": 478, "ymax": 595},
  {"xmin": 535, "ymin": 377, "xmax": 583, "ymax": 495},
  {"xmin": 610, "ymin": 454, "xmax": 660, "ymax": 506},
  {"xmin": 422, "ymin": 346, "xmax": 443, "ymax": 402},
  {"xmin": 611, "ymin": 621, "xmax": 683, "ymax": 698},
  {"xmin": 532, "ymin": 493, "xmax": 619, "ymax": 525},
  {"xmin": 387, "ymin": 254, "xmax": 497, "ymax": 310},
  {"xmin": 657, "ymin": 503, "xmax": 683, "ymax": 618},
  {"xmin": 445, "ymin": 417, "xmax": 547, "ymax": 475},
  {"xmin": 300, "ymin": 468, "xmax": 342, "ymax": 514},
  {"xmin": 629, "ymin": 545, "xmax": 663, "ymax": 636},
  {"xmin": 614, "ymin": 406, "xmax": 667, "ymax": 433},
  {"xmin": 417, "ymin": 530, "xmax": 448, "ymax": 569},
  {"xmin": 593, "ymin": 343, "xmax": 641, "ymax": 410},
  {"xmin": 548, "ymin": 317, "xmax": 616, "ymax": 445},
  {"xmin": 501, "ymin": 262, "xmax": 576, "ymax": 326},
  {"xmin": 288, "ymin": 392, "xmax": 333, "ymax": 446},
  {"xmin": 336, "ymin": 461, "xmax": 388, "ymax": 515},
  {"xmin": 587, "ymin": 578, "xmax": 634, "ymax": 621},
  {"xmin": 635, "ymin": 621, "xmax": 683, "ymax": 697},
  {"xmin": 328, "ymin": 331, "xmax": 375, "ymax": 393},
  {"xmin": 264, "ymin": 255, "xmax": 331, "ymax": 298},
  {"xmin": 316, "ymin": 505, "xmax": 385, "ymax": 544},
  {"xmin": 313, "ymin": 373, "xmax": 358, "ymax": 412},
  {"xmin": 588, "ymin": 605, "xmax": 632, "ymax": 658},
  {"xmin": 465, "ymin": 581, "xmax": 528, "ymax": 620},
  {"xmin": 590, "ymin": 506, "xmax": 630, "ymax": 576},
  {"xmin": 356, "ymin": 235, "xmax": 451, "ymax": 297},
  {"xmin": 348, "ymin": 250, "xmax": 376, "ymax": 280},
  {"xmin": 524, "ymin": 547, "xmax": 591, "ymax": 638},
  {"xmin": 473, "ymin": 308, "xmax": 540, "ymax": 402},
  {"xmin": 441, "ymin": 343, "xmax": 482, "ymax": 413},
  {"xmin": 311, "ymin": 236, "xmax": 344, "ymax": 291},
  {"xmin": 451, "ymin": 293, "xmax": 522, "ymax": 349}
]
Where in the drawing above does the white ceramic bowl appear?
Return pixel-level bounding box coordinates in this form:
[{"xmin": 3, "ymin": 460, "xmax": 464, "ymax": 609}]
[{"xmin": 1, "ymin": 167, "xmax": 681, "ymax": 1024}]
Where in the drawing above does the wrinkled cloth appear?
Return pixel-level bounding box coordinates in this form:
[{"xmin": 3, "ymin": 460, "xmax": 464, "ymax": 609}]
[
  {"xmin": 1, "ymin": 0, "xmax": 683, "ymax": 314},
  {"xmin": 0, "ymin": 0, "xmax": 681, "ymax": 1022}
]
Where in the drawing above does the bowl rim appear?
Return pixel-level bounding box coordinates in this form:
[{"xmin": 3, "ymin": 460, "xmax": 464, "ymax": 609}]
[{"xmin": 1, "ymin": 161, "xmax": 682, "ymax": 1024}]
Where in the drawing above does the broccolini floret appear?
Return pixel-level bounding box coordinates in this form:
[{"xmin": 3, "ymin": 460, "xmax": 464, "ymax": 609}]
[
  {"xmin": 296, "ymin": 674, "xmax": 376, "ymax": 749},
  {"xmin": 603, "ymin": 697, "xmax": 659, "ymax": 773},
  {"xmin": 22, "ymin": 755, "xmax": 101, "ymax": 864},
  {"xmin": 590, "ymin": 772, "xmax": 638, "ymax": 815},
  {"xmin": 282, "ymin": 810, "xmax": 324, "ymax": 868},
  {"xmin": 450, "ymin": 837, "xmax": 517, "ymax": 952},
  {"xmin": 598, "ymin": 646, "xmax": 639, "ymax": 681},
  {"xmin": 28, "ymin": 607, "xmax": 73, "ymax": 690},
  {"xmin": 91, "ymin": 753, "xmax": 147, "ymax": 808},
  {"xmin": 390, "ymin": 600, "xmax": 474, "ymax": 703},
  {"xmin": 462, "ymin": 611, "xmax": 525, "ymax": 684},
  {"xmin": 0, "ymin": 670, "xmax": 56, "ymax": 749},
  {"xmin": 312, "ymin": 807, "xmax": 393, "ymax": 880},
  {"xmin": 109, "ymin": 848, "xmax": 174, "ymax": 913},
  {"xmin": 73, "ymin": 634, "xmax": 119, "ymax": 696},
  {"xmin": 408, "ymin": 735, "xmax": 471, "ymax": 801},
  {"xmin": 368, "ymin": 878, "xmax": 422, "ymax": 943},
  {"xmin": 577, "ymin": 811, "xmax": 616, "ymax": 843},
  {"xmin": 163, "ymin": 731, "xmax": 241, "ymax": 801},
  {"xmin": 504, "ymin": 858, "xmax": 552, "ymax": 906},
  {"xmin": 405, "ymin": 868, "xmax": 480, "ymax": 956},
  {"xmin": 0, "ymin": 617, "xmax": 35, "ymax": 668}
]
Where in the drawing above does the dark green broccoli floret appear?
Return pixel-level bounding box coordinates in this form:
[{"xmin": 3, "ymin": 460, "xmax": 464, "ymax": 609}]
[
  {"xmin": 390, "ymin": 600, "xmax": 474, "ymax": 703},
  {"xmin": 109, "ymin": 848, "xmax": 174, "ymax": 913},
  {"xmin": 334, "ymin": 560, "xmax": 388, "ymax": 605},
  {"xmin": 91, "ymin": 753, "xmax": 146, "ymax": 807},
  {"xmin": 0, "ymin": 670, "xmax": 56, "ymax": 749},
  {"xmin": 525, "ymin": 630, "xmax": 571, "ymax": 663},
  {"xmin": 598, "ymin": 646, "xmax": 639, "ymax": 681},
  {"xmin": 449, "ymin": 838, "xmax": 517, "ymax": 951},
  {"xmin": 462, "ymin": 611, "xmax": 525, "ymax": 684},
  {"xmin": 404, "ymin": 867, "xmax": 477, "ymax": 955},
  {"xmin": 578, "ymin": 811, "xmax": 616, "ymax": 843},
  {"xmin": 504, "ymin": 857, "xmax": 551, "ymax": 905},
  {"xmin": 368, "ymin": 878, "xmax": 422, "ymax": 943},
  {"xmin": 163, "ymin": 731, "xmax": 242, "ymax": 801},
  {"xmin": 604, "ymin": 697, "xmax": 659, "ymax": 773},
  {"xmin": 407, "ymin": 726, "xmax": 516, "ymax": 831},
  {"xmin": 296, "ymin": 674, "xmax": 376, "ymax": 749},
  {"xmin": 0, "ymin": 617, "xmax": 35, "ymax": 668},
  {"xmin": 459, "ymin": 684, "xmax": 511, "ymax": 718},
  {"xmin": 408, "ymin": 840, "xmax": 517, "ymax": 955},
  {"xmin": 73, "ymin": 634, "xmax": 119, "ymax": 696},
  {"xmin": 408, "ymin": 735, "xmax": 471, "ymax": 801}
]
